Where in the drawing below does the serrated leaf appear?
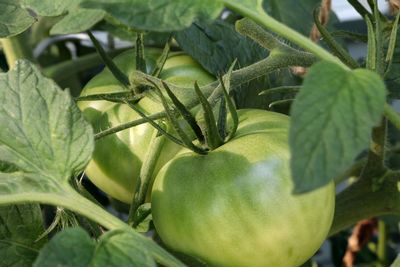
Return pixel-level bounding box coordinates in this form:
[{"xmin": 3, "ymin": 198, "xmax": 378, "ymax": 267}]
[
  {"xmin": 0, "ymin": 0, "xmax": 35, "ymax": 38},
  {"xmin": 21, "ymin": 0, "xmax": 105, "ymax": 34},
  {"xmin": 290, "ymin": 61, "xmax": 386, "ymax": 193},
  {"xmin": 81, "ymin": 0, "xmax": 223, "ymax": 32},
  {"xmin": 0, "ymin": 204, "xmax": 46, "ymax": 267},
  {"xmin": 0, "ymin": 60, "xmax": 94, "ymax": 202},
  {"xmin": 175, "ymin": 20, "xmax": 268, "ymax": 75},
  {"xmin": 33, "ymin": 227, "xmax": 95, "ymax": 267},
  {"xmin": 0, "ymin": 60, "xmax": 93, "ymax": 178},
  {"xmin": 34, "ymin": 227, "xmax": 184, "ymax": 267}
]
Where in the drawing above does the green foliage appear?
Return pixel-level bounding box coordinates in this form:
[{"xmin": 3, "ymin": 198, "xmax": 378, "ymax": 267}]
[
  {"xmin": 21, "ymin": 0, "xmax": 105, "ymax": 34},
  {"xmin": 0, "ymin": 0, "xmax": 35, "ymax": 37},
  {"xmin": 34, "ymin": 227, "xmax": 185, "ymax": 267},
  {"xmin": 263, "ymin": 0, "xmax": 339, "ymax": 36},
  {"xmin": 33, "ymin": 227, "xmax": 96, "ymax": 267},
  {"xmin": 0, "ymin": 60, "xmax": 94, "ymax": 204},
  {"xmin": 1, "ymin": 1, "xmax": 400, "ymax": 266},
  {"xmin": 81, "ymin": 0, "xmax": 223, "ymax": 32},
  {"xmin": 175, "ymin": 20, "xmax": 268, "ymax": 75},
  {"xmin": 0, "ymin": 204, "xmax": 46, "ymax": 267},
  {"xmin": 290, "ymin": 61, "xmax": 387, "ymax": 193},
  {"xmin": 392, "ymin": 255, "xmax": 400, "ymax": 267}
]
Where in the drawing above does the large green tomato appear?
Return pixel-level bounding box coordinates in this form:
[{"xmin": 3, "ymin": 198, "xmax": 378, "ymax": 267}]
[
  {"xmin": 151, "ymin": 109, "xmax": 335, "ymax": 267},
  {"xmin": 79, "ymin": 49, "xmax": 214, "ymax": 204}
]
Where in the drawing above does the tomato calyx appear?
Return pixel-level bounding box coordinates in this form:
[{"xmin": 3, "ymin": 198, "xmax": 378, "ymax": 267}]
[
  {"xmin": 86, "ymin": 30, "xmax": 237, "ymax": 154},
  {"xmin": 141, "ymin": 62, "xmax": 239, "ymax": 155}
]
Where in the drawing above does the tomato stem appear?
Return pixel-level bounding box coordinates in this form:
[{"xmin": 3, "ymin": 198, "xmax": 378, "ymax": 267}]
[
  {"xmin": 312, "ymin": 8, "xmax": 359, "ymax": 69},
  {"xmin": 384, "ymin": 103, "xmax": 400, "ymax": 131},
  {"xmin": 329, "ymin": 170, "xmax": 400, "ymax": 236},
  {"xmin": 87, "ymin": 31, "xmax": 130, "ymax": 87},
  {"xmin": 377, "ymin": 220, "xmax": 388, "ymax": 266},
  {"xmin": 0, "ymin": 32, "xmax": 35, "ymax": 68},
  {"xmin": 223, "ymin": 1, "xmax": 347, "ymax": 69},
  {"xmin": 128, "ymin": 131, "xmax": 165, "ymax": 225}
]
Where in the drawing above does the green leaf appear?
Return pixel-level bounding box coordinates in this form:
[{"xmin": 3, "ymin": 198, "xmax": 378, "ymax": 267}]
[
  {"xmin": 21, "ymin": 0, "xmax": 105, "ymax": 34},
  {"xmin": 391, "ymin": 255, "xmax": 400, "ymax": 267},
  {"xmin": 0, "ymin": 60, "xmax": 94, "ymax": 203},
  {"xmin": 0, "ymin": 0, "xmax": 35, "ymax": 38},
  {"xmin": 90, "ymin": 229, "xmax": 157, "ymax": 267},
  {"xmin": 290, "ymin": 61, "xmax": 386, "ymax": 193},
  {"xmin": 50, "ymin": 8, "xmax": 105, "ymax": 34},
  {"xmin": 33, "ymin": 228, "xmax": 95, "ymax": 267},
  {"xmin": 0, "ymin": 60, "xmax": 93, "ymax": 180},
  {"xmin": 263, "ymin": 0, "xmax": 340, "ymax": 36},
  {"xmin": 174, "ymin": 20, "xmax": 268, "ymax": 75},
  {"xmin": 34, "ymin": 227, "xmax": 185, "ymax": 267},
  {"xmin": 0, "ymin": 204, "xmax": 46, "ymax": 267},
  {"xmin": 81, "ymin": 0, "xmax": 223, "ymax": 32},
  {"xmin": 0, "ymin": 61, "xmax": 183, "ymax": 266}
]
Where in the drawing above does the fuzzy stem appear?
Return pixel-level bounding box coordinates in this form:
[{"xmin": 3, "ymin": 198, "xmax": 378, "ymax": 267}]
[
  {"xmin": 384, "ymin": 103, "xmax": 400, "ymax": 130},
  {"xmin": 329, "ymin": 171, "xmax": 400, "ymax": 236},
  {"xmin": 223, "ymin": 1, "xmax": 346, "ymax": 68},
  {"xmin": 128, "ymin": 132, "xmax": 165, "ymax": 225},
  {"xmin": 0, "ymin": 33, "xmax": 34, "ymax": 68},
  {"xmin": 377, "ymin": 220, "xmax": 387, "ymax": 267}
]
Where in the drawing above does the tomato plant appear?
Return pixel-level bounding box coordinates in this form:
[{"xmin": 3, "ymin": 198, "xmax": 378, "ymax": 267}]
[
  {"xmin": 152, "ymin": 109, "xmax": 335, "ymax": 267},
  {"xmin": 79, "ymin": 49, "xmax": 214, "ymax": 203},
  {"xmin": 1, "ymin": 1, "xmax": 400, "ymax": 267}
]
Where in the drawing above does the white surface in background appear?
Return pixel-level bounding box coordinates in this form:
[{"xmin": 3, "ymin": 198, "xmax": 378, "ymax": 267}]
[{"xmin": 332, "ymin": 0, "xmax": 390, "ymax": 21}]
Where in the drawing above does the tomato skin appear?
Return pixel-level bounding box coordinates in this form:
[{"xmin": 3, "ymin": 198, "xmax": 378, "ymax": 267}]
[
  {"xmin": 151, "ymin": 109, "xmax": 335, "ymax": 267},
  {"xmin": 79, "ymin": 49, "xmax": 214, "ymax": 203}
]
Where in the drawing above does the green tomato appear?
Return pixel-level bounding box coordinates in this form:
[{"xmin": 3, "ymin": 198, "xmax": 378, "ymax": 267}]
[
  {"xmin": 79, "ymin": 49, "xmax": 214, "ymax": 204},
  {"xmin": 151, "ymin": 109, "xmax": 335, "ymax": 267}
]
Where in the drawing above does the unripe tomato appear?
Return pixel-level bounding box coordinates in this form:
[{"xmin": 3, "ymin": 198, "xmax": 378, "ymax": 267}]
[
  {"xmin": 151, "ymin": 109, "xmax": 335, "ymax": 267},
  {"xmin": 79, "ymin": 49, "xmax": 214, "ymax": 203}
]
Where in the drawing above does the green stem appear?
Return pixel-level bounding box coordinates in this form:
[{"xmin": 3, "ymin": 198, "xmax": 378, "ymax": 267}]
[
  {"xmin": 384, "ymin": 103, "xmax": 400, "ymax": 130},
  {"xmin": 94, "ymin": 111, "xmax": 165, "ymax": 140},
  {"xmin": 43, "ymin": 49, "xmax": 127, "ymax": 81},
  {"xmin": 59, "ymin": 189, "xmax": 128, "ymax": 230},
  {"xmin": 1, "ymin": 189, "xmax": 127, "ymax": 230},
  {"xmin": 0, "ymin": 32, "xmax": 34, "ymax": 68},
  {"xmin": 312, "ymin": 8, "xmax": 359, "ymax": 69},
  {"xmin": 377, "ymin": 220, "xmax": 387, "ymax": 267},
  {"xmin": 98, "ymin": 50, "xmax": 317, "ymax": 140},
  {"xmin": 360, "ymin": 118, "xmax": 387, "ymax": 182},
  {"xmin": 347, "ymin": 0, "xmax": 372, "ymax": 20},
  {"xmin": 329, "ymin": 171, "xmax": 400, "ymax": 236},
  {"xmin": 223, "ymin": 2, "xmax": 346, "ymax": 68},
  {"xmin": 128, "ymin": 131, "xmax": 165, "ymax": 225}
]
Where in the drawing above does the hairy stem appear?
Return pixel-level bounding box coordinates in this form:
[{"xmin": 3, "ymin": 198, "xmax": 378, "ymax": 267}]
[
  {"xmin": 43, "ymin": 49, "xmax": 127, "ymax": 81},
  {"xmin": 223, "ymin": 1, "xmax": 346, "ymax": 68},
  {"xmin": 329, "ymin": 172, "xmax": 400, "ymax": 236},
  {"xmin": 0, "ymin": 32, "xmax": 35, "ymax": 68},
  {"xmin": 360, "ymin": 118, "xmax": 387, "ymax": 181},
  {"xmin": 96, "ymin": 50, "xmax": 317, "ymax": 140},
  {"xmin": 384, "ymin": 103, "xmax": 400, "ymax": 130},
  {"xmin": 128, "ymin": 132, "xmax": 165, "ymax": 225}
]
